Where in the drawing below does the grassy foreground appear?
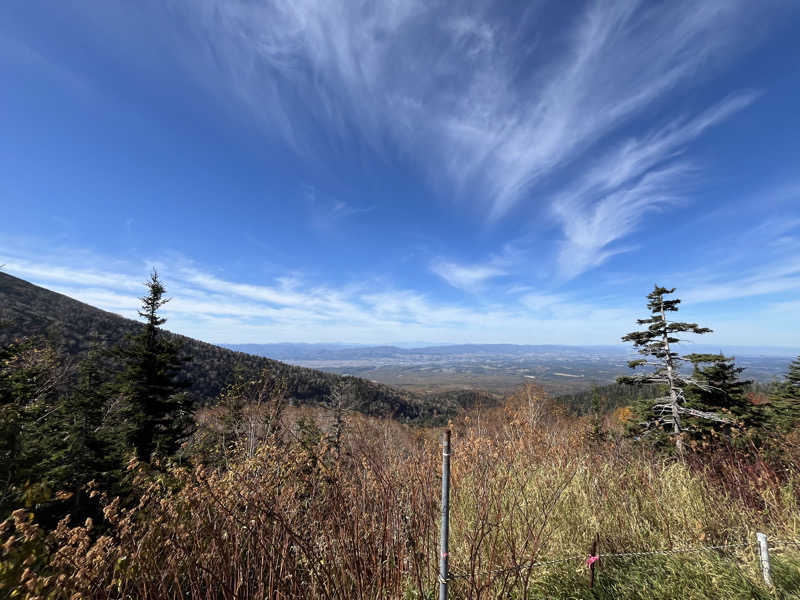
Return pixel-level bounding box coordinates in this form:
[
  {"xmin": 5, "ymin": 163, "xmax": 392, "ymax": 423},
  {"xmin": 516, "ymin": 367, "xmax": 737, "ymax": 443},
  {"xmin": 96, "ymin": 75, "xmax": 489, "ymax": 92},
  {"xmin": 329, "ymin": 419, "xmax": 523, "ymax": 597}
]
[{"xmin": 2, "ymin": 385, "xmax": 800, "ymax": 599}]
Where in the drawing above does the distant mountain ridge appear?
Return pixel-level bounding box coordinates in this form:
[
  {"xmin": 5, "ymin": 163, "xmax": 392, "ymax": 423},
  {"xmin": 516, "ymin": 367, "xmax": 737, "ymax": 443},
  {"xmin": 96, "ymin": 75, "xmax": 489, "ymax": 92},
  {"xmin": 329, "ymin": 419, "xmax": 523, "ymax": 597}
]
[
  {"xmin": 224, "ymin": 342, "xmax": 800, "ymax": 362},
  {"xmin": 0, "ymin": 272, "xmax": 493, "ymax": 422},
  {"xmin": 222, "ymin": 342, "xmax": 631, "ymax": 361}
]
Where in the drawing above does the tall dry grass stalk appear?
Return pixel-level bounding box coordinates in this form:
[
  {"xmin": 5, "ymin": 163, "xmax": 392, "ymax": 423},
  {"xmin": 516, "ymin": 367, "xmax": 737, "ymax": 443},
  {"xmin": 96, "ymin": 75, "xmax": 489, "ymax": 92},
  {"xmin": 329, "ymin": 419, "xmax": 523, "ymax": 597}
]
[{"xmin": 2, "ymin": 384, "xmax": 799, "ymax": 599}]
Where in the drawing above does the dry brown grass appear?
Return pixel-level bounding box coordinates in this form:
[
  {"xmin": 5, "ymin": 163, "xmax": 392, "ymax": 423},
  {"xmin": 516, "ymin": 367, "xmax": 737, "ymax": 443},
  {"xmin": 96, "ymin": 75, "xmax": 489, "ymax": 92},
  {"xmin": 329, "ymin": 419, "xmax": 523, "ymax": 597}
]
[{"xmin": 2, "ymin": 384, "xmax": 799, "ymax": 599}]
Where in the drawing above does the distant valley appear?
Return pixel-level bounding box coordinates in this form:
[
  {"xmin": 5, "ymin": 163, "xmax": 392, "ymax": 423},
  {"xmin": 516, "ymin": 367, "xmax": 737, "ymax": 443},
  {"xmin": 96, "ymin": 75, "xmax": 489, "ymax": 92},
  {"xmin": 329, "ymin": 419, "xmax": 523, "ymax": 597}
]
[
  {"xmin": 3, "ymin": 269, "xmax": 794, "ymax": 404},
  {"xmin": 224, "ymin": 343, "xmax": 799, "ymax": 395}
]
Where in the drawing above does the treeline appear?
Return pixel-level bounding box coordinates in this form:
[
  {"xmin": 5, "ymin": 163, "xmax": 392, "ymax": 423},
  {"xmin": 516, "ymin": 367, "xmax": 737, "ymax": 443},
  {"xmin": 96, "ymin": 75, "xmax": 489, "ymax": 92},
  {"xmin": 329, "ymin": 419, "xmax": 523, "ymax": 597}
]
[
  {"xmin": 1, "ymin": 273, "xmax": 188, "ymax": 524},
  {"xmin": 0, "ymin": 270, "xmax": 264, "ymax": 403},
  {"xmin": 0, "ymin": 271, "xmax": 498, "ymax": 525},
  {"xmin": 558, "ymin": 376, "xmax": 793, "ymax": 426},
  {"xmin": 557, "ymin": 382, "xmax": 666, "ymax": 415},
  {"xmin": 0, "ymin": 272, "xmax": 490, "ymax": 422}
]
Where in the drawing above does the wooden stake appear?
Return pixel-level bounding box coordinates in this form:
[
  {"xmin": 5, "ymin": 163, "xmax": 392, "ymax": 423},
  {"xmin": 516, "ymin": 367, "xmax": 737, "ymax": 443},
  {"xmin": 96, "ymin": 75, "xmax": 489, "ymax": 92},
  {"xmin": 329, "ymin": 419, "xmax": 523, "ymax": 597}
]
[
  {"xmin": 589, "ymin": 533, "xmax": 599, "ymax": 588},
  {"xmin": 757, "ymin": 532, "xmax": 773, "ymax": 588}
]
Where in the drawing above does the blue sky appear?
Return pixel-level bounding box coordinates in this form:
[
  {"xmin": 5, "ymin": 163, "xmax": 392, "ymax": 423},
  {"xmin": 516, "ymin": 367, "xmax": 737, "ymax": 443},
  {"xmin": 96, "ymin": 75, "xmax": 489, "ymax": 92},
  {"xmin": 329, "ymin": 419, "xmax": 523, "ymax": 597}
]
[{"xmin": 1, "ymin": 1, "xmax": 799, "ymax": 346}]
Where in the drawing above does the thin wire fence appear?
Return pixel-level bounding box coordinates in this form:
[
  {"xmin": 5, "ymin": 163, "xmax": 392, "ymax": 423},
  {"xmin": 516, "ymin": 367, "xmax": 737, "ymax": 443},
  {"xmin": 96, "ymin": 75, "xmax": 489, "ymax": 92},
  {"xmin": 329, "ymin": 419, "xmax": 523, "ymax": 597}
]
[{"xmin": 446, "ymin": 538, "xmax": 800, "ymax": 581}]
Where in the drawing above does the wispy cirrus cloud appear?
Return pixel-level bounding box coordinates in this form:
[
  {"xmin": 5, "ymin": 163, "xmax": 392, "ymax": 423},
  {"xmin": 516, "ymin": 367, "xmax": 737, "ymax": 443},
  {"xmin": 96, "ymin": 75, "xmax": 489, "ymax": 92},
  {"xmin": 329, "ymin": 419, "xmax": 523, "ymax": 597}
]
[
  {"xmin": 429, "ymin": 241, "xmax": 534, "ymax": 292},
  {"xmin": 551, "ymin": 92, "xmax": 759, "ymax": 278},
  {"xmin": 44, "ymin": 0, "xmax": 775, "ymax": 284},
  {"xmin": 121, "ymin": 0, "xmax": 774, "ymax": 287},
  {"xmin": 1, "ymin": 258, "xmax": 143, "ymax": 291},
  {"xmin": 681, "ymin": 258, "xmax": 800, "ymax": 305},
  {"xmin": 430, "ymin": 259, "xmax": 507, "ymax": 292},
  {"xmin": 303, "ymin": 185, "xmax": 374, "ymax": 231},
  {"xmin": 142, "ymin": 0, "xmax": 768, "ymax": 220},
  {"xmin": 0, "ymin": 33, "xmax": 98, "ymax": 103}
]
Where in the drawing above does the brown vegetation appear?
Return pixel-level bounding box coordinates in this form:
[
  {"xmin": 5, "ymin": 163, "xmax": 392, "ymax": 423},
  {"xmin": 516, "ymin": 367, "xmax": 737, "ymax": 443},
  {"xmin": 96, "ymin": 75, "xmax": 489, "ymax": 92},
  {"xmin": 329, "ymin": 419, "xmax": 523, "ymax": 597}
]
[{"xmin": 2, "ymin": 384, "xmax": 800, "ymax": 599}]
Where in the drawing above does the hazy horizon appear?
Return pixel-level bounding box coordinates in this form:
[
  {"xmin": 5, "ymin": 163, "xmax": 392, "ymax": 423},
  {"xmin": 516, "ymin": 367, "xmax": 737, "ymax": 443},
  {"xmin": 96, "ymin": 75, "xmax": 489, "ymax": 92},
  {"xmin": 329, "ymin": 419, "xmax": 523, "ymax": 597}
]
[{"xmin": 222, "ymin": 341, "xmax": 800, "ymax": 356}]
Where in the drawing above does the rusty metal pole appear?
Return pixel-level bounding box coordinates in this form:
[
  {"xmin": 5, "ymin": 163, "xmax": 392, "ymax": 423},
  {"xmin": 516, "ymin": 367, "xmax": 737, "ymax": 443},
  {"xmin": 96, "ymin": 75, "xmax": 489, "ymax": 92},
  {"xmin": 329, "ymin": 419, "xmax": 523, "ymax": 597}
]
[{"xmin": 439, "ymin": 430, "xmax": 451, "ymax": 600}]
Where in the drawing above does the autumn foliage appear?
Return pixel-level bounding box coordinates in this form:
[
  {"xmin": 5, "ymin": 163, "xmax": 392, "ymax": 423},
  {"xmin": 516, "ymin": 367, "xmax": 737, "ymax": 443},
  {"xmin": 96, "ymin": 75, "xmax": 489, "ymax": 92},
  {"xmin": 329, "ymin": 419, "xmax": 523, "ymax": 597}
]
[{"xmin": 2, "ymin": 384, "xmax": 800, "ymax": 599}]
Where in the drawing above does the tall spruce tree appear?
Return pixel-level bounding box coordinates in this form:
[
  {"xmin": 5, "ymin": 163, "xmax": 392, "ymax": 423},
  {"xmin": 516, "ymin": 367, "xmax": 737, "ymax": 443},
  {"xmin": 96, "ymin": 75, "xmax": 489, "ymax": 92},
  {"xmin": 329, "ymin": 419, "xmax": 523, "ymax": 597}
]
[
  {"xmin": 768, "ymin": 355, "xmax": 800, "ymax": 434},
  {"xmin": 118, "ymin": 270, "xmax": 190, "ymax": 462},
  {"xmin": 618, "ymin": 285, "xmax": 730, "ymax": 455}
]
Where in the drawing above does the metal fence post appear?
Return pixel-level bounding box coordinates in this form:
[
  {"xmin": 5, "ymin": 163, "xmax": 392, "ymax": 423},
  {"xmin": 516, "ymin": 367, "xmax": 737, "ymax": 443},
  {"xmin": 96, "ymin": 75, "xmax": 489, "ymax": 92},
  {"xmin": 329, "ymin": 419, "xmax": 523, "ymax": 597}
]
[
  {"xmin": 439, "ymin": 430, "xmax": 451, "ymax": 600},
  {"xmin": 756, "ymin": 532, "xmax": 773, "ymax": 588}
]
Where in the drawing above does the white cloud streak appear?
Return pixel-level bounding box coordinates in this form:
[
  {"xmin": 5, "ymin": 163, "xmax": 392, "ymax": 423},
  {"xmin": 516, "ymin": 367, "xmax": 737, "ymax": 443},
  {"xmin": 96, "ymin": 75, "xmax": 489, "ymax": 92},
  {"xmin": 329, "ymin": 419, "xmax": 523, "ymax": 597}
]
[
  {"xmin": 3, "ymin": 237, "xmax": 799, "ymax": 346},
  {"xmin": 430, "ymin": 242, "xmax": 536, "ymax": 292},
  {"xmin": 430, "ymin": 259, "xmax": 507, "ymax": 292},
  {"xmin": 303, "ymin": 185, "xmax": 374, "ymax": 231},
  {"xmin": 552, "ymin": 92, "xmax": 758, "ymax": 278},
  {"xmin": 682, "ymin": 258, "xmax": 800, "ymax": 304},
  {"xmin": 2, "ymin": 246, "xmax": 637, "ymax": 344},
  {"xmin": 1, "ymin": 259, "xmax": 143, "ymax": 291}
]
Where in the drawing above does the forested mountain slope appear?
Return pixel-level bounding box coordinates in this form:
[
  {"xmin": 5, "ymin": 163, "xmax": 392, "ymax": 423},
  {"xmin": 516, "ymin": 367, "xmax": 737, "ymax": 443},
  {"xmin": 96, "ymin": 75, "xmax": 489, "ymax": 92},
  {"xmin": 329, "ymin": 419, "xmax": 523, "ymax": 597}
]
[{"xmin": 0, "ymin": 272, "xmax": 491, "ymax": 421}]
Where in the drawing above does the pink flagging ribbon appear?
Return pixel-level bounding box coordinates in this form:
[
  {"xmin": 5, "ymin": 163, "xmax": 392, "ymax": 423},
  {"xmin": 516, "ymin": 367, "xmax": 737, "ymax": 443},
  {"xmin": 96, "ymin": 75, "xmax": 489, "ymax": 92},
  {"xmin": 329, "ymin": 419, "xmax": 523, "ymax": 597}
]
[{"xmin": 586, "ymin": 555, "xmax": 599, "ymax": 567}]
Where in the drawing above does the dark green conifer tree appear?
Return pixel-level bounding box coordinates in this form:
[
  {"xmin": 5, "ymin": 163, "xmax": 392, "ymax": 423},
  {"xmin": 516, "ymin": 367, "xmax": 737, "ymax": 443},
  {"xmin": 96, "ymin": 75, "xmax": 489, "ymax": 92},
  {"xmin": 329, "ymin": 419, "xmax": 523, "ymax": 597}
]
[
  {"xmin": 682, "ymin": 353, "xmax": 761, "ymax": 446},
  {"xmin": 0, "ymin": 337, "xmax": 27, "ymax": 513},
  {"xmin": 0, "ymin": 337, "xmax": 67, "ymax": 515},
  {"xmin": 118, "ymin": 270, "xmax": 190, "ymax": 462},
  {"xmin": 41, "ymin": 348, "xmax": 123, "ymax": 511},
  {"xmin": 618, "ymin": 285, "xmax": 730, "ymax": 455},
  {"xmin": 768, "ymin": 355, "xmax": 800, "ymax": 434}
]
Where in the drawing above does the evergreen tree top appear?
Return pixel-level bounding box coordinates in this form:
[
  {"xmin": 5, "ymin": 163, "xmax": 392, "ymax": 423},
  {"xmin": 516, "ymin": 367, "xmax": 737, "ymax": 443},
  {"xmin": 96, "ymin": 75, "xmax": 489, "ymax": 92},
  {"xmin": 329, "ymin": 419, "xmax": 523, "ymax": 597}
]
[
  {"xmin": 647, "ymin": 285, "xmax": 680, "ymax": 312},
  {"xmin": 622, "ymin": 285, "xmax": 712, "ymax": 353},
  {"xmin": 138, "ymin": 269, "xmax": 169, "ymax": 328}
]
